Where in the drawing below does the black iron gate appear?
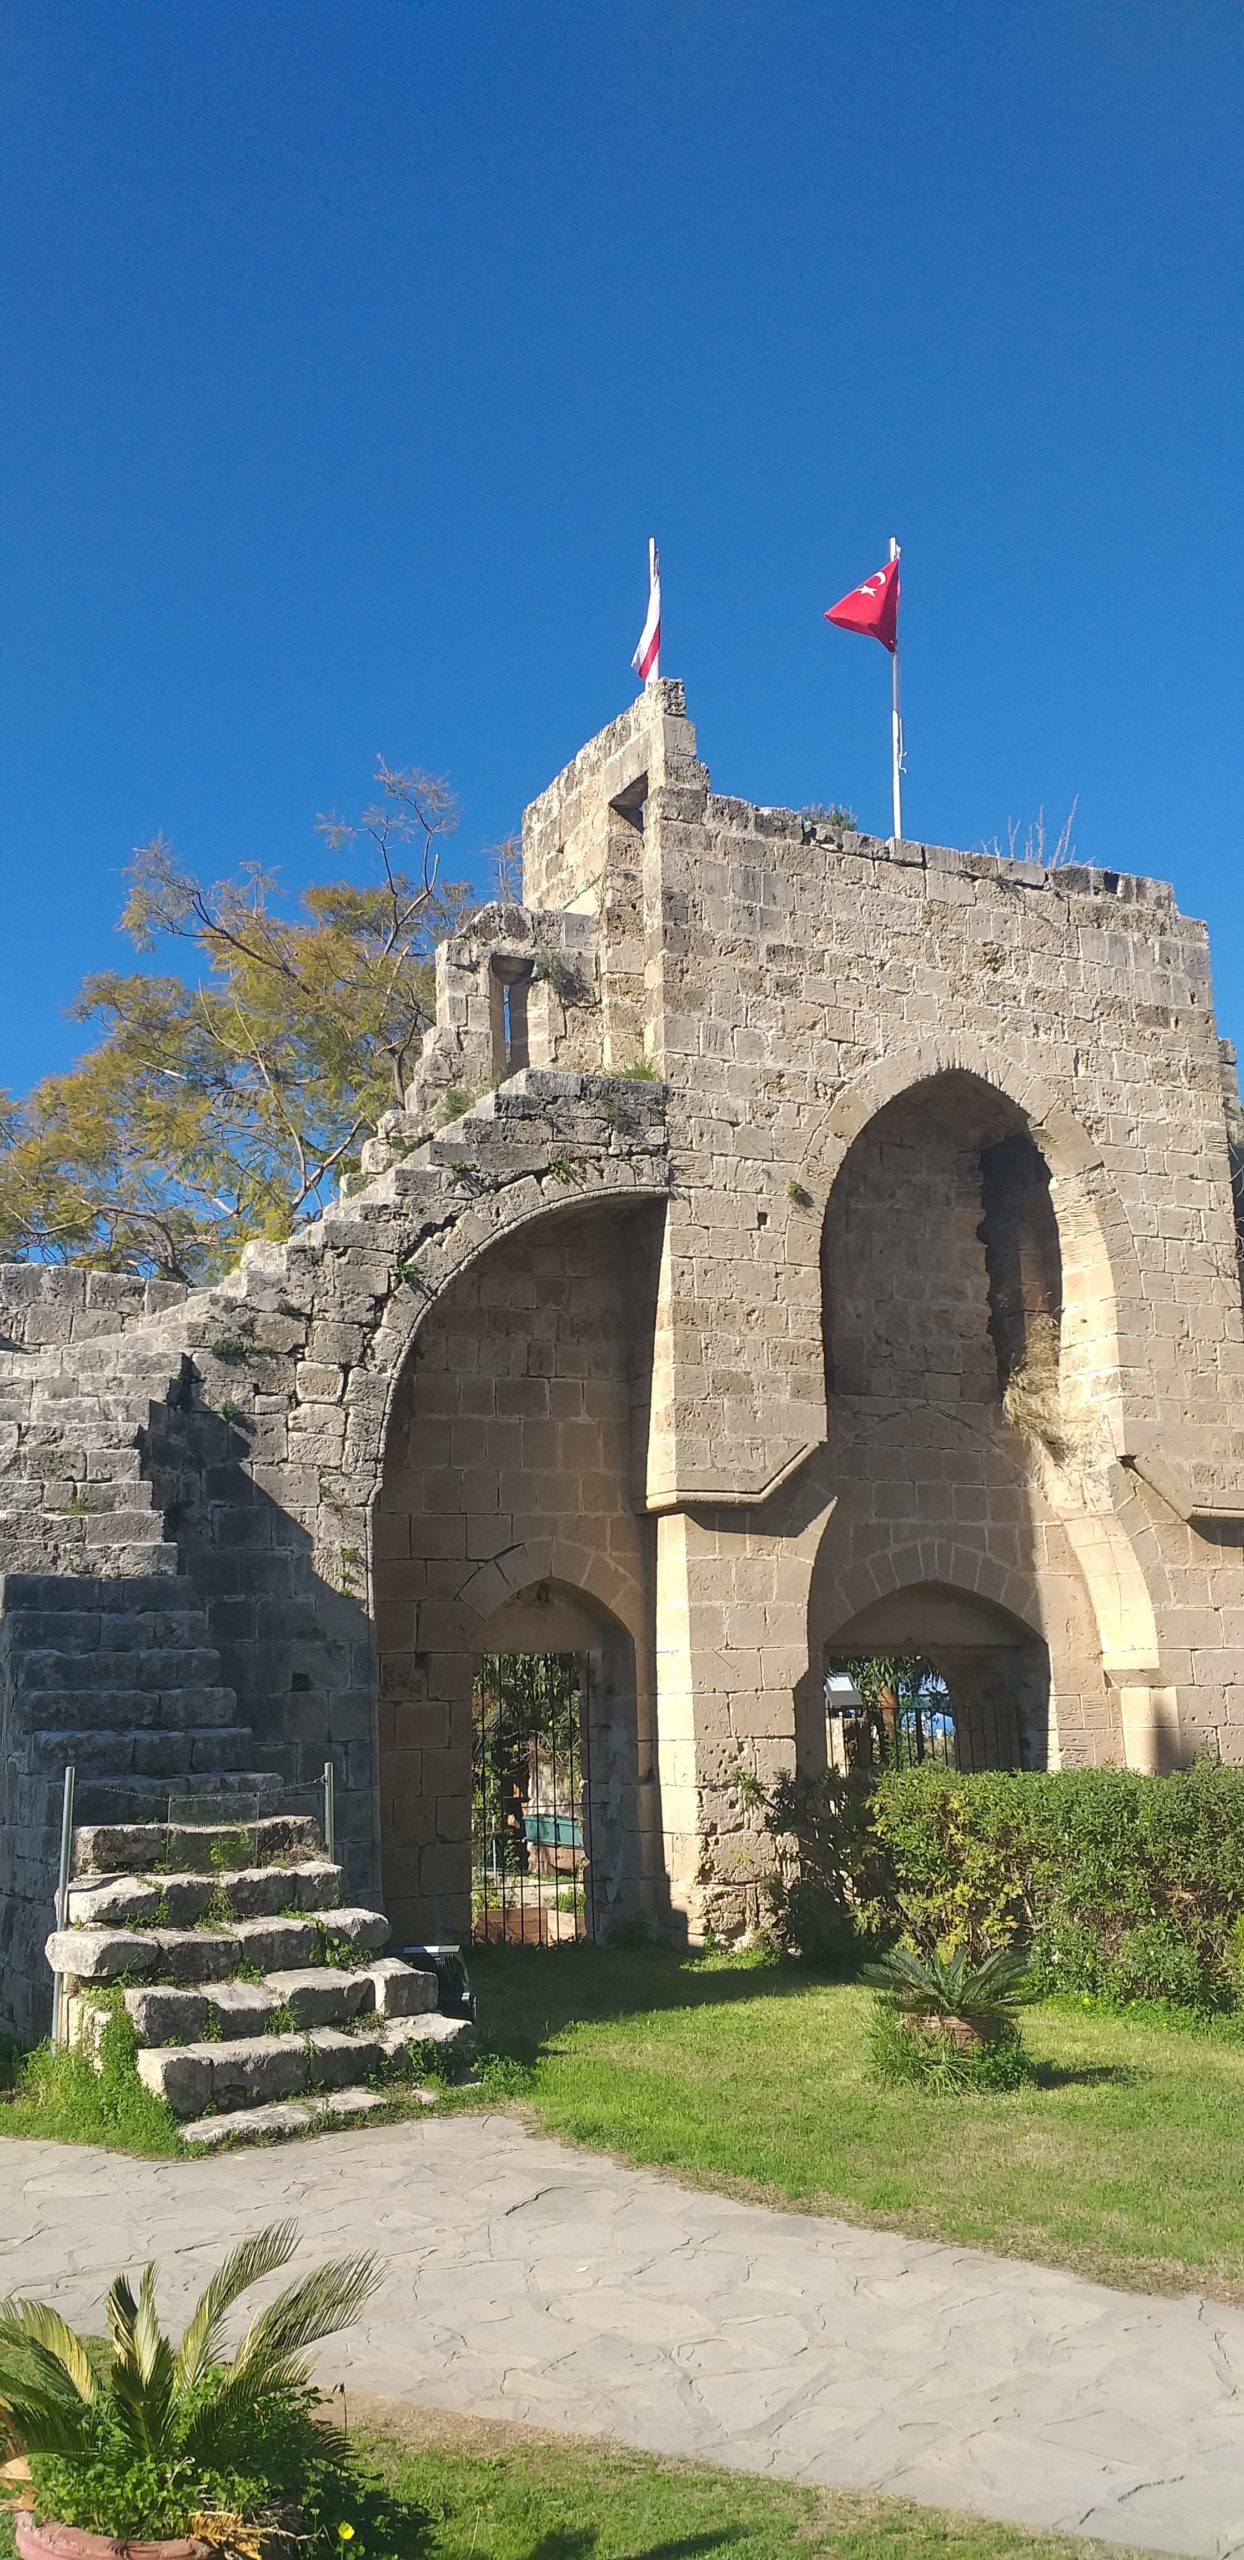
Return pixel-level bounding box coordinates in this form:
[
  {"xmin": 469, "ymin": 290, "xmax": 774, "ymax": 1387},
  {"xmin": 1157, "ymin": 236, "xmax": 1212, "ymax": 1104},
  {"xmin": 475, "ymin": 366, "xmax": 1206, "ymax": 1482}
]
[{"xmin": 471, "ymin": 1652, "xmax": 593, "ymax": 1945}]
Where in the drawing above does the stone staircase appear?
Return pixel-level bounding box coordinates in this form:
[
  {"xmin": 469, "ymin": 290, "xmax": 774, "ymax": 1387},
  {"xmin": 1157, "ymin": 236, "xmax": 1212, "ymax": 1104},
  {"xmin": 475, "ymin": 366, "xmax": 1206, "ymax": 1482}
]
[
  {"xmin": 0, "ymin": 1341, "xmax": 189, "ymax": 1580},
  {"xmin": 47, "ymin": 1811, "xmax": 474, "ymax": 2148},
  {"xmin": 3, "ymin": 1571, "xmax": 279, "ymax": 1821}
]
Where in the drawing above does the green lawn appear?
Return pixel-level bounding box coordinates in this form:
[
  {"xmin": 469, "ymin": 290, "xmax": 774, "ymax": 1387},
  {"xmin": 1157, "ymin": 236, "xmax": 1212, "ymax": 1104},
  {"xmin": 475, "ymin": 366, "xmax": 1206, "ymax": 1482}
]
[
  {"xmin": 356, "ymin": 2410, "xmax": 1143, "ymax": 2560},
  {"xmin": 466, "ymin": 1943, "xmax": 1244, "ymax": 2299},
  {"xmin": 1, "ymin": 2412, "xmax": 1143, "ymax": 2560}
]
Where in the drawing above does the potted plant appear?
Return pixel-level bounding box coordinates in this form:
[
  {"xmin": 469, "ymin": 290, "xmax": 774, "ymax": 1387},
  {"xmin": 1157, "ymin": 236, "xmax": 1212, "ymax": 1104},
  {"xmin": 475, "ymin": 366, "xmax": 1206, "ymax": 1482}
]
[
  {"xmin": 0, "ymin": 2222, "xmax": 377, "ymax": 2560},
  {"xmin": 862, "ymin": 1942, "xmax": 1037, "ymax": 2050}
]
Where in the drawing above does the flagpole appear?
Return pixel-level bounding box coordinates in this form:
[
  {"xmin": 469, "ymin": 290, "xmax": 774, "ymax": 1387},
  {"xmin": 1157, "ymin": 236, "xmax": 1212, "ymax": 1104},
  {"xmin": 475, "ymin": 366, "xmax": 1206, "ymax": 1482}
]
[{"xmin": 889, "ymin": 536, "xmax": 903, "ymax": 841}]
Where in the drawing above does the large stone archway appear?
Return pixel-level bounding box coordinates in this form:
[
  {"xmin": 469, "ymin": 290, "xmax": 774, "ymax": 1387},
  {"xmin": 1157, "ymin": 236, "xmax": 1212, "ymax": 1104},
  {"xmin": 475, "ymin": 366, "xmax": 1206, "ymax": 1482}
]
[{"xmin": 371, "ymin": 1192, "xmax": 664, "ymax": 1944}]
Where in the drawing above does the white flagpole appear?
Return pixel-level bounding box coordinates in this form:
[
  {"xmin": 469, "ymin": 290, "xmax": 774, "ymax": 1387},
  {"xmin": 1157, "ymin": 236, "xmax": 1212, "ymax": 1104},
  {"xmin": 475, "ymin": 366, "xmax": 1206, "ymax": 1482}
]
[{"xmin": 889, "ymin": 536, "xmax": 904, "ymax": 841}]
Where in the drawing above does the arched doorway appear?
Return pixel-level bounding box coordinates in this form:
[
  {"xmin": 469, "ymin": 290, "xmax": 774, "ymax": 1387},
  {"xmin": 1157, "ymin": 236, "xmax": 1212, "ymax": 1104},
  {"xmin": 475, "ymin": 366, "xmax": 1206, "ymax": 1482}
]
[
  {"xmin": 371, "ymin": 1195, "xmax": 662, "ymax": 1947},
  {"xmin": 812, "ymin": 1068, "xmax": 1119, "ymax": 1765},
  {"xmin": 469, "ymin": 1577, "xmax": 641, "ymax": 1945}
]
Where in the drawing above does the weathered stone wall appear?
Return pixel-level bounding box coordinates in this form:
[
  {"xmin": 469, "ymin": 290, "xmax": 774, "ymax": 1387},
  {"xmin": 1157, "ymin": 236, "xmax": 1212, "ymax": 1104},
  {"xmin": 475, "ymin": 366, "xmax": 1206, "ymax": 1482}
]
[{"xmin": 0, "ymin": 1268, "xmax": 186, "ymax": 1351}]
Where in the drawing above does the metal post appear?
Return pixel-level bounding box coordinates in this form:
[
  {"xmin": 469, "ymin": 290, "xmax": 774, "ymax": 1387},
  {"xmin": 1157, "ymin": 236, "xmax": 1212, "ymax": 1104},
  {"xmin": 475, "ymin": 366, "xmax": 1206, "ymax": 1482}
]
[
  {"xmin": 322, "ymin": 1759, "xmax": 336, "ymax": 1863},
  {"xmin": 889, "ymin": 536, "xmax": 904, "ymax": 843},
  {"xmin": 51, "ymin": 1764, "xmax": 76, "ymax": 2051}
]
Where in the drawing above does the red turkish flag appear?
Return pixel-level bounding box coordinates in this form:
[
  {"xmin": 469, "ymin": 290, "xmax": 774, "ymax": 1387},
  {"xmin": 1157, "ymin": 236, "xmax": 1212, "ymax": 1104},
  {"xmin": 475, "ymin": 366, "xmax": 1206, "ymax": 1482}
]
[{"xmin": 824, "ymin": 555, "xmax": 900, "ymax": 653}]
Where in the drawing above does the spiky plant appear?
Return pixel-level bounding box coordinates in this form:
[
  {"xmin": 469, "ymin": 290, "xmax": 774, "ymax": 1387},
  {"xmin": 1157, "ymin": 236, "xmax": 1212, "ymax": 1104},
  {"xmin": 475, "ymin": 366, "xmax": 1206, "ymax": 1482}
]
[
  {"xmin": 862, "ymin": 1942, "xmax": 1037, "ymax": 2026},
  {"xmin": 0, "ymin": 2220, "xmax": 378, "ymax": 2538}
]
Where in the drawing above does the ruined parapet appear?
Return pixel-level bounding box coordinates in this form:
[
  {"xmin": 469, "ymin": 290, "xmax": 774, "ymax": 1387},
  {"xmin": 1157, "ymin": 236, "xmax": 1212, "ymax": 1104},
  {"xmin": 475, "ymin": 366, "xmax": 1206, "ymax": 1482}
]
[{"xmin": 360, "ymin": 904, "xmax": 603, "ymax": 1175}]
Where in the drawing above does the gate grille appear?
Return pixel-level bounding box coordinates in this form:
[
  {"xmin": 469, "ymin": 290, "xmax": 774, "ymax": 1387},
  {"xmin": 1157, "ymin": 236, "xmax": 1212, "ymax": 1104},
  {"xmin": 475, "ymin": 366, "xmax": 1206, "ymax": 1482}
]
[{"xmin": 471, "ymin": 1651, "xmax": 593, "ymax": 1945}]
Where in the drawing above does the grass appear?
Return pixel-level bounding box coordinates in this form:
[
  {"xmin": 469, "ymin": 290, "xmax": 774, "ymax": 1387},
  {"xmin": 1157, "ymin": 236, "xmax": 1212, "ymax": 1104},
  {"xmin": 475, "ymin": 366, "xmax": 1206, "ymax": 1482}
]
[
  {"xmin": 0, "ymin": 2407, "xmax": 1145, "ymax": 2560},
  {"xmin": 463, "ymin": 1943, "xmax": 1244, "ymax": 2299},
  {"xmin": 348, "ymin": 2409, "xmax": 1144, "ymax": 2560},
  {"xmin": 0, "ymin": 2011, "xmax": 185, "ymax": 2156}
]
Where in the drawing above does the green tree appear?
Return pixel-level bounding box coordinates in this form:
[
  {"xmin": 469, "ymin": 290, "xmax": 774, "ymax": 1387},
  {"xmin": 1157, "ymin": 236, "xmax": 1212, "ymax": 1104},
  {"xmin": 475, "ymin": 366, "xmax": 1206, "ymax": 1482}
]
[{"xmin": 0, "ymin": 762, "xmax": 472, "ymax": 1284}]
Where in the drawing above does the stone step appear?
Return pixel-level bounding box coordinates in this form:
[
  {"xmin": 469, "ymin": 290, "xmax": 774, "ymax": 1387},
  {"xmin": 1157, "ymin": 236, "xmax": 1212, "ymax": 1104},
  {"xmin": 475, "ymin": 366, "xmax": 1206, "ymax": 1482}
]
[
  {"xmin": 135, "ymin": 2009, "xmax": 475, "ymax": 2117},
  {"xmin": 116, "ymin": 1954, "xmax": 437, "ymax": 2043},
  {"xmin": 73, "ymin": 1811, "xmax": 320, "ymax": 1874},
  {"xmin": 4, "ymin": 1459, "xmax": 148, "ymax": 1499},
  {"xmin": 0, "ymin": 1539, "xmax": 181, "ymax": 1581},
  {"xmin": 181, "ymin": 2089, "xmax": 416, "ymax": 2150},
  {"xmin": 66, "ymin": 1858, "xmax": 346, "ymax": 1927},
  {"xmin": 17, "ymin": 1645, "xmax": 224, "ymax": 1691},
  {"xmin": 74, "ymin": 1768, "xmax": 283, "ymax": 1824},
  {"xmin": 2, "ymin": 1572, "xmax": 200, "ymax": 1614},
  {"xmin": 47, "ymin": 1904, "xmax": 389, "ymax": 1985},
  {"xmin": 38, "ymin": 1724, "xmax": 257, "ymax": 1778},
  {"xmin": 23, "ymin": 1685, "xmax": 237, "ymax": 1733},
  {"xmin": 6, "ymin": 1611, "xmax": 207, "ymax": 1651}
]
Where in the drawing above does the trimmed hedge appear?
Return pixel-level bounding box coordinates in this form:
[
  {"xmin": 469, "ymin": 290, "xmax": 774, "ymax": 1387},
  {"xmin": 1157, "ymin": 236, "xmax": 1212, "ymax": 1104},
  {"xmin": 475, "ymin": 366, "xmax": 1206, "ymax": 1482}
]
[{"xmin": 762, "ymin": 1762, "xmax": 1244, "ymax": 2010}]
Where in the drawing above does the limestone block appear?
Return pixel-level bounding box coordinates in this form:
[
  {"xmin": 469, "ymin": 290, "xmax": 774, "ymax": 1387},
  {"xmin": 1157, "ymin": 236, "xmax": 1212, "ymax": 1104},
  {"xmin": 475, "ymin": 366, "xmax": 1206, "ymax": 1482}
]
[
  {"xmin": 378, "ymin": 2012, "xmax": 476, "ymax": 2065},
  {"xmin": 210, "ymin": 1980, "xmax": 279, "ymax": 2031},
  {"xmin": 316, "ymin": 1906, "xmax": 389, "ymax": 1951},
  {"xmin": 46, "ymin": 1928, "xmax": 159, "ymax": 1982},
  {"xmin": 207, "ymin": 1866, "xmax": 293, "ymax": 1919},
  {"xmin": 151, "ymin": 1877, "xmax": 216, "ymax": 1925},
  {"xmin": 151, "ymin": 1931, "xmax": 237, "ymax": 1984},
  {"xmin": 123, "ymin": 1986, "xmax": 210, "ymax": 2043},
  {"xmin": 227, "ymin": 1917, "xmax": 317, "ymax": 1969},
  {"xmin": 263, "ymin": 1966, "xmax": 369, "ymax": 2026},
  {"xmin": 282, "ymin": 1860, "xmax": 347, "ymax": 1911},
  {"xmin": 317, "ymin": 2088, "xmax": 393, "ymax": 2123},
  {"xmin": 65, "ymin": 1878, "xmax": 163, "ymax": 1927},
  {"xmin": 182, "ymin": 2102, "xmax": 312, "ymax": 2149},
  {"xmin": 208, "ymin": 2033, "xmax": 309, "ymax": 2108},
  {"xmin": 136, "ymin": 2045, "xmax": 213, "ymax": 2115},
  {"xmin": 365, "ymin": 1957, "xmax": 439, "ymax": 2017},
  {"xmin": 304, "ymin": 2026, "xmax": 387, "ymax": 2088}
]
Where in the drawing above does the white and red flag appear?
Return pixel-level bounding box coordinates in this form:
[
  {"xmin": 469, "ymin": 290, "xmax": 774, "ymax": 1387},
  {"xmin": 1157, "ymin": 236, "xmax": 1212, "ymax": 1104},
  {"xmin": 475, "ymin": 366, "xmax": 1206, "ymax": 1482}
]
[
  {"xmin": 632, "ymin": 538, "xmax": 661, "ymax": 686},
  {"xmin": 823, "ymin": 539, "xmax": 906, "ymax": 839},
  {"xmin": 823, "ymin": 552, "xmax": 900, "ymax": 653}
]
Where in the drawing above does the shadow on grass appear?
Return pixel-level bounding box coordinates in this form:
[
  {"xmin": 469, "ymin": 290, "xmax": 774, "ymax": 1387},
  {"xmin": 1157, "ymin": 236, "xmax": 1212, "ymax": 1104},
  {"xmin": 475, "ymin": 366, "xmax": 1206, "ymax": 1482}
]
[
  {"xmin": 525, "ymin": 2536, "xmax": 745, "ymax": 2560},
  {"xmin": 468, "ymin": 1941, "xmax": 841, "ymax": 2069},
  {"xmin": 1030, "ymin": 2060, "xmax": 1135, "ymax": 2091}
]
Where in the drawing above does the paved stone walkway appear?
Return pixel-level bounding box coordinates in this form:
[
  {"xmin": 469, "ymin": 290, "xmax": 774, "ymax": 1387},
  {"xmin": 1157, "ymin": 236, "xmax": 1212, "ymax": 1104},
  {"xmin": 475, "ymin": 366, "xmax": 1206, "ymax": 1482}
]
[{"xmin": 4, "ymin": 2117, "xmax": 1244, "ymax": 2558}]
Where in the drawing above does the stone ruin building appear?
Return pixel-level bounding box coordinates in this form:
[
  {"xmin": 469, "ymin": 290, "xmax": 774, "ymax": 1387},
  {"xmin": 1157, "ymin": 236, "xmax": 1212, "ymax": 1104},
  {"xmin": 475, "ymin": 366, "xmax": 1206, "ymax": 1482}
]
[{"xmin": 5, "ymin": 677, "xmax": 1244, "ymax": 2059}]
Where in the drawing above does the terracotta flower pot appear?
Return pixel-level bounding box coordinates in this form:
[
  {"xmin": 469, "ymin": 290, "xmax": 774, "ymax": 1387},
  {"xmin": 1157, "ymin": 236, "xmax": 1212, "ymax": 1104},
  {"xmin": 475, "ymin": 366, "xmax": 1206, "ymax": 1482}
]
[
  {"xmin": 16, "ymin": 2513, "xmax": 212, "ymax": 2560},
  {"xmin": 900, "ymin": 2010, "xmax": 992, "ymax": 2052}
]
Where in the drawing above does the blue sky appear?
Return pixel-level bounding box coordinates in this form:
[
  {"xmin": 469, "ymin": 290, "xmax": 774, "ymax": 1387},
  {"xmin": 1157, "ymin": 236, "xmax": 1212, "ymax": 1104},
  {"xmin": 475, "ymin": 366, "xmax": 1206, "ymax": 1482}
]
[{"xmin": 3, "ymin": 0, "xmax": 1242, "ymax": 1089}]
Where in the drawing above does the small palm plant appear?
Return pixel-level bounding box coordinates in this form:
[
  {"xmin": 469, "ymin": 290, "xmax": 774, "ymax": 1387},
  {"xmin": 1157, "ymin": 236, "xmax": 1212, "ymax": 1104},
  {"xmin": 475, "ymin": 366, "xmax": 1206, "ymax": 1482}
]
[
  {"xmin": 862, "ymin": 1943, "xmax": 1040, "ymax": 2092},
  {"xmin": 863, "ymin": 1941, "xmax": 1037, "ymax": 2040},
  {"xmin": 0, "ymin": 2220, "xmax": 378, "ymax": 2546}
]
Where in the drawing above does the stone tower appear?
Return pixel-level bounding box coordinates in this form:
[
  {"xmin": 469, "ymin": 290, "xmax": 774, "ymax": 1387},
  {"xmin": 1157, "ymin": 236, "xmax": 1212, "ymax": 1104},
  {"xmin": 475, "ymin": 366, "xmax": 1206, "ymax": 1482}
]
[{"xmin": 4, "ymin": 679, "xmax": 1244, "ymax": 2031}]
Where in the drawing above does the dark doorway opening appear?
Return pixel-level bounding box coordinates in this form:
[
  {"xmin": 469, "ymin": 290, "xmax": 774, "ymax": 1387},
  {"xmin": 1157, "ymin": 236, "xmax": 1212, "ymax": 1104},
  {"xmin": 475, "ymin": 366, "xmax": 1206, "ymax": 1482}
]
[{"xmin": 471, "ymin": 1651, "xmax": 593, "ymax": 1945}]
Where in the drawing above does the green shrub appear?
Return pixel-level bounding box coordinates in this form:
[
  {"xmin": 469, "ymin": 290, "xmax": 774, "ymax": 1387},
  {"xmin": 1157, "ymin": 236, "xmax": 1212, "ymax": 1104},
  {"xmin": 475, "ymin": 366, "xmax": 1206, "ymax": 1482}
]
[
  {"xmin": 0, "ymin": 2220, "xmax": 377, "ymax": 2539},
  {"xmin": 1106, "ymin": 1919, "xmax": 1215, "ymax": 2010},
  {"xmin": 758, "ymin": 1761, "xmax": 1244, "ymax": 2010}
]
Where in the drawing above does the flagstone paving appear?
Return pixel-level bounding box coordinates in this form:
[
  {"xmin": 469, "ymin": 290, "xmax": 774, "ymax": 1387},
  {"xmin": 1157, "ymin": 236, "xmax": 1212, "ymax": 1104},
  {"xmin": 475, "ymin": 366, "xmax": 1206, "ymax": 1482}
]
[{"xmin": 3, "ymin": 2115, "xmax": 1244, "ymax": 2559}]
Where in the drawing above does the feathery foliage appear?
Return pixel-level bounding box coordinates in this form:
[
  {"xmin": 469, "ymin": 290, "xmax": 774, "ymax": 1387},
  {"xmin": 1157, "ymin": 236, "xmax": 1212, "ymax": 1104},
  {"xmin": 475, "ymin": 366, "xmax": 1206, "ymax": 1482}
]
[
  {"xmin": 0, "ymin": 2220, "xmax": 378, "ymax": 2537},
  {"xmin": 862, "ymin": 1942, "xmax": 1038, "ymax": 2024},
  {"xmin": 0, "ymin": 762, "xmax": 471, "ymax": 1282}
]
